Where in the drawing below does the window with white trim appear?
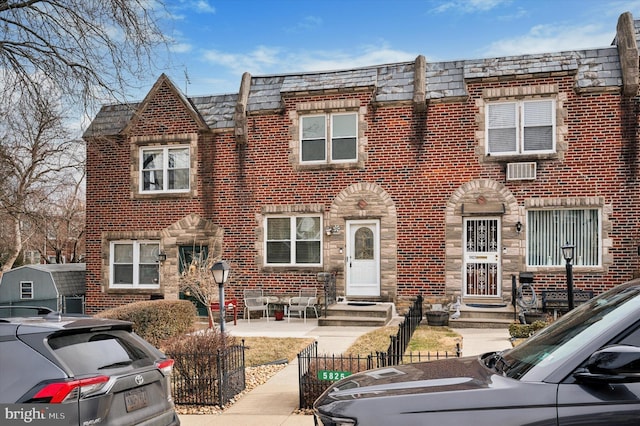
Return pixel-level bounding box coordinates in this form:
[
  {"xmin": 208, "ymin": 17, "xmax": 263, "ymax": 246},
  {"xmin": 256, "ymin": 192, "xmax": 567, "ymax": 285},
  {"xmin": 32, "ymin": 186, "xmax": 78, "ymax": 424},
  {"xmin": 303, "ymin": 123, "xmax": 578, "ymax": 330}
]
[
  {"xmin": 487, "ymin": 99, "xmax": 555, "ymax": 155},
  {"xmin": 140, "ymin": 145, "xmax": 190, "ymax": 192},
  {"xmin": 301, "ymin": 113, "xmax": 357, "ymax": 163},
  {"xmin": 527, "ymin": 209, "xmax": 600, "ymax": 267},
  {"xmin": 110, "ymin": 241, "xmax": 160, "ymax": 288},
  {"xmin": 20, "ymin": 281, "xmax": 33, "ymax": 299},
  {"xmin": 265, "ymin": 216, "xmax": 322, "ymax": 266}
]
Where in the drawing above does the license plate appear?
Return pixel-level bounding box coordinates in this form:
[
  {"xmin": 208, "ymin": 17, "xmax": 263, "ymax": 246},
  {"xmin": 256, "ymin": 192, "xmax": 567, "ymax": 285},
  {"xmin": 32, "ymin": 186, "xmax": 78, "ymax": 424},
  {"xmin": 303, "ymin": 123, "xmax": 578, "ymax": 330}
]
[{"xmin": 124, "ymin": 388, "xmax": 148, "ymax": 412}]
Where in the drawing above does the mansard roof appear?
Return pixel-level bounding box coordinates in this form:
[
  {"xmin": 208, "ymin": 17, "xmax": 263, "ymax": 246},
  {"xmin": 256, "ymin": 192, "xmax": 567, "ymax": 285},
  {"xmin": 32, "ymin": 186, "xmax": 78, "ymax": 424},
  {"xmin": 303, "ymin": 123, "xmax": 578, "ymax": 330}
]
[{"xmin": 83, "ymin": 15, "xmax": 640, "ymax": 139}]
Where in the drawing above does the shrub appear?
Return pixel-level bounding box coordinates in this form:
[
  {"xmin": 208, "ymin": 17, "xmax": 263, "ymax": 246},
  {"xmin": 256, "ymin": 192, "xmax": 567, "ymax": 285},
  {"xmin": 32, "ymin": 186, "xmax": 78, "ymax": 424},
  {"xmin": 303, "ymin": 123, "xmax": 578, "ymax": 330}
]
[
  {"xmin": 163, "ymin": 329, "xmax": 237, "ymax": 355},
  {"xmin": 509, "ymin": 320, "xmax": 549, "ymax": 339},
  {"xmin": 96, "ymin": 299, "xmax": 197, "ymax": 347},
  {"xmin": 163, "ymin": 331, "xmax": 241, "ymax": 405}
]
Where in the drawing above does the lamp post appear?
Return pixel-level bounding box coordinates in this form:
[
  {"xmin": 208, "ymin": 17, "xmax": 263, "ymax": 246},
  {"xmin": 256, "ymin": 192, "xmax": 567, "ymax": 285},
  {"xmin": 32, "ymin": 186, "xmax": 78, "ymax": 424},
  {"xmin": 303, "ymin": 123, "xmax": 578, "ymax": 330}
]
[
  {"xmin": 210, "ymin": 260, "xmax": 231, "ymax": 333},
  {"xmin": 561, "ymin": 243, "xmax": 575, "ymax": 311}
]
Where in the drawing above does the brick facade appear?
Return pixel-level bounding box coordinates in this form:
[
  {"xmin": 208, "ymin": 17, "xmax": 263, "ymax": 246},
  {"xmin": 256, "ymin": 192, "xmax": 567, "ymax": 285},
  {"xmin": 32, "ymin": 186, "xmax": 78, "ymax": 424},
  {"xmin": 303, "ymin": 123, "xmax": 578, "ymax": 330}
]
[{"xmin": 83, "ymin": 13, "xmax": 640, "ymax": 314}]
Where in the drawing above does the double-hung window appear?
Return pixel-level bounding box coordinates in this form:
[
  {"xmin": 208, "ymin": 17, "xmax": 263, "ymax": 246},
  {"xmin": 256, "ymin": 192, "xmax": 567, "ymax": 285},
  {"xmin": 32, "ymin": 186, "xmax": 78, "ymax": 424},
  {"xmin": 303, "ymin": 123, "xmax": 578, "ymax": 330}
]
[
  {"xmin": 301, "ymin": 113, "xmax": 357, "ymax": 164},
  {"xmin": 527, "ymin": 209, "xmax": 600, "ymax": 267},
  {"xmin": 265, "ymin": 216, "xmax": 322, "ymax": 266},
  {"xmin": 140, "ymin": 145, "xmax": 190, "ymax": 192},
  {"xmin": 110, "ymin": 241, "xmax": 160, "ymax": 288},
  {"xmin": 487, "ymin": 99, "xmax": 555, "ymax": 155}
]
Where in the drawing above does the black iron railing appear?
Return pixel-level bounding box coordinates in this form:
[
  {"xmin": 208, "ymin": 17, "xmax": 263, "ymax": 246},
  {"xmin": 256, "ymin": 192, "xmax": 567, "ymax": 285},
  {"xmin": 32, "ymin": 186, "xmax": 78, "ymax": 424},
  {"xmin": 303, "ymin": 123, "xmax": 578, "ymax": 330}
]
[
  {"xmin": 297, "ymin": 294, "xmax": 461, "ymax": 409},
  {"xmin": 169, "ymin": 343, "xmax": 246, "ymax": 407},
  {"xmin": 317, "ymin": 272, "xmax": 336, "ymax": 317}
]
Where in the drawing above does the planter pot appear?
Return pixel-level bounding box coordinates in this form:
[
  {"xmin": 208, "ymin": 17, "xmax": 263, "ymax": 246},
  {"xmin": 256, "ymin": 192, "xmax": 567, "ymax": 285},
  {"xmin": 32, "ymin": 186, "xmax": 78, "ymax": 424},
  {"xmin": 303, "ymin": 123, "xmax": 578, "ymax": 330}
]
[
  {"xmin": 426, "ymin": 311, "xmax": 449, "ymax": 326},
  {"xmin": 274, "ymin": 311, "xmax": 284, "ymax": 321}
]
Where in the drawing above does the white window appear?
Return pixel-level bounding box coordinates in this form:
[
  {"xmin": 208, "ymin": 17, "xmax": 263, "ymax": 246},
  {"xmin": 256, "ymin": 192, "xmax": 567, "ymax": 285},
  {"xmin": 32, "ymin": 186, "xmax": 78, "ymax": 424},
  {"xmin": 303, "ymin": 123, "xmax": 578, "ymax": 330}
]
[
  {"xmin": 110, "ymin": 241, "xmax": 160, "ymax": 288},
  {"xmin": 140, "ymin": 145, "xmax": 190, "ymax": 192},
  {"xmin": 24, "ymin": 250, "xmax": 39, "ymax": 264},
  {"xmin": 487, "ymin": 99, "xmax": 555, "ymax": 155},
  {"xmin": 265, "ymin": 216, "xmax": 322, "ymax": 266},
  {"xmin": 527, "ymin": 209, "xmax": 600, "ymax": 267},
  {"xmin": 20, "ymin": 281, "xmax": 33, "ymax": 299},
  {"xmin": 301, "ymin": 113, "xmax": 357, "ymax": 164}
]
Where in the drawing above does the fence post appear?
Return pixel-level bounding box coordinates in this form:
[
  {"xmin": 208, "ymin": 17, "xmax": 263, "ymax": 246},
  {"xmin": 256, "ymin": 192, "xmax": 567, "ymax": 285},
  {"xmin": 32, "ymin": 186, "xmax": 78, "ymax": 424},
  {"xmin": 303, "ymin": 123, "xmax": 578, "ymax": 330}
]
[
  {"xmin": 298, "ymin": 341, "xmax": 318, "ymax": 409},
  {"xmin": 216, "ymin": 348, "xmax": 223, "ymax": 408}
]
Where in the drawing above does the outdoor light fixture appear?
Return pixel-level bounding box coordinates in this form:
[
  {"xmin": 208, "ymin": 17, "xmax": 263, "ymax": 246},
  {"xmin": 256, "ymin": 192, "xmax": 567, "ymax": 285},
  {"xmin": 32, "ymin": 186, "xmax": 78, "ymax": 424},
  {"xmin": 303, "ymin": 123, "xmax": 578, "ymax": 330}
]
[
  {"xmin": 561, "ymin": 243, "xmax": 575, "ymax": 264},
  {"xmin": 325, "ymin": 225, "xmax": 342, "ymax": 236},
  {"xmin": 210, "ymin": 260, "xmax": 231, "ymax": 333},
  {"xmin": 157, "ymin": 251, "xmax": 167, "ymax": 262},
  {"xmin": 561, "ymin": 242, "xmax": 575, "ymax": 311},
  {"xmin": 210, "ymin": 260, "xmax": 230, "ymax": 286},
  {"xmin": 515, "ymin": 221, "xmax": 523, "ymax": 234}
]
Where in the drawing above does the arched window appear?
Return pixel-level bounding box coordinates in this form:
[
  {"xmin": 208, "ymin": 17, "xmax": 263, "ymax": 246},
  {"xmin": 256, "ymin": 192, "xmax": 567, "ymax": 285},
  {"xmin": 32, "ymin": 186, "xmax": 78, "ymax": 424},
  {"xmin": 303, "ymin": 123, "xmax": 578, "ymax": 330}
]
[{"xmin": 354, "ymin": 228, "xmax": 374, "ymax": 260}]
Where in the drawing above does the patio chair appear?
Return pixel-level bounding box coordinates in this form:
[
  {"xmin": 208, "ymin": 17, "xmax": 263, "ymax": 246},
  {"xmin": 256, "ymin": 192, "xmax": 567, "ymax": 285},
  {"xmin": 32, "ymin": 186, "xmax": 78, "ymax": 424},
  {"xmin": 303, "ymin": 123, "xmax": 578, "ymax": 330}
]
[
  {"xmin": 243, "ymin": 289, "xmax": 269, "ymax": 323},
  {"xmin": 287, "ymin": 288, "xmax": 319, "ymax": 323}
]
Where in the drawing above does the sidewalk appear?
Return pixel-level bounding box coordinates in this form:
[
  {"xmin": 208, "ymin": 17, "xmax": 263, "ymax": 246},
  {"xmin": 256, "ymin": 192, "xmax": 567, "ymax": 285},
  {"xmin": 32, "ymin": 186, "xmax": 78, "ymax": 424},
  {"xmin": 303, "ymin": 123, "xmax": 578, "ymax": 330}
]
[{"xmin": 178, "ymin": 317, "xmax": 511, "ymax": 426}]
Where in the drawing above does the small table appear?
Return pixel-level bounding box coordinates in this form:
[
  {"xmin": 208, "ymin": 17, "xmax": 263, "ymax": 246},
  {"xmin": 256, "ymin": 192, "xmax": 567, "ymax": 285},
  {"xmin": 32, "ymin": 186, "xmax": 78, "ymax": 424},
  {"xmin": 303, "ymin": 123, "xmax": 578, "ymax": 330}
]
[{"xmin": 266, "ymin": 295, "xmax": 290, "ymax": 320}]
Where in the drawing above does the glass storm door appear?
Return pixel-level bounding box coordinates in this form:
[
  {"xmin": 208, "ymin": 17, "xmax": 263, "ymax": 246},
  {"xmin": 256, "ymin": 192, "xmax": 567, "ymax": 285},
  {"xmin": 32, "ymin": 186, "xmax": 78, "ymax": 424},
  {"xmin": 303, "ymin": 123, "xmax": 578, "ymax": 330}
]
[
  {"xmin": 346, "ymin": 220, "xmax": 380, "ymax": 297},
  {"xmin": 464, "ymin": 217, "xmax": 501, "ymax": 297}
]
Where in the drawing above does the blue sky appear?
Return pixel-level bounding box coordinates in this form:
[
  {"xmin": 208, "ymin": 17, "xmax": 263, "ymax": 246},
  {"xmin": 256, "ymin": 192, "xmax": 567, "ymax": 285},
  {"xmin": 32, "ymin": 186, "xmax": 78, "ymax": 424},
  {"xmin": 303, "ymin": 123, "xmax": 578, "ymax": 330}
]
[{"xmin": 146, "ymin": 0, "xmax": 640, "ymax": 99}]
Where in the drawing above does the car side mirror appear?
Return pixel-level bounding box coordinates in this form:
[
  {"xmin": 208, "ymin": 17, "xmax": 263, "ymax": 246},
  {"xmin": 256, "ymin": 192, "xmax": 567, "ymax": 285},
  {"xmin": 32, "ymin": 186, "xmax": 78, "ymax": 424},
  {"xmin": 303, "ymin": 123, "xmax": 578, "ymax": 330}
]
[{"xmin": 574, "ymin": 345, "xmax": 640, "ymax": 384}]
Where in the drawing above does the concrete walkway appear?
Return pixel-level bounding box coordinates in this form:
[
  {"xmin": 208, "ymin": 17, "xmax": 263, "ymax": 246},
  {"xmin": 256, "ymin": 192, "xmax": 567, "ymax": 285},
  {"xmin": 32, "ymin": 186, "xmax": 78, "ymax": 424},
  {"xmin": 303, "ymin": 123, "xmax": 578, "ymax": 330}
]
[{"xmin": 178, "ymin": 317, "xmax": 511, "ymax": 426}]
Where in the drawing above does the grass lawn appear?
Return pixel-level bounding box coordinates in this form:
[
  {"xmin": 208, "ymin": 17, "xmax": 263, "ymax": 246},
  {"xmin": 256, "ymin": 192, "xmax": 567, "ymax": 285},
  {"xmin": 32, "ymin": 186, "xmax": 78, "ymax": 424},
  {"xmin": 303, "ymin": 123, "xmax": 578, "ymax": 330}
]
[
  {"xmin": 242, "ymin": 336, "xmax": 315, "ymax": 366},
  {"xmin": 239, "ymin": 324, "xmax": 462, "ymax": 366}
]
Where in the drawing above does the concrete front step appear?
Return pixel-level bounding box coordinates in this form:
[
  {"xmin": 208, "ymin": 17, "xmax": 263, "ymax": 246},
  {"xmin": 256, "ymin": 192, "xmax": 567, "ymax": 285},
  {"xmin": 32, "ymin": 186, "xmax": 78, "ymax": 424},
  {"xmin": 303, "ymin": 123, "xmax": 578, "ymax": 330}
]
[
  {"xmin": 318, "ymin": 315, "xmax": 390, "ymax": 327},
  {"xmin": 318, "ymin": 302, "xmax": 393, "ymax": 327},
  {"xmin": 431, "ymin": 304, "xmax": 520, "ymax": 328},
  {"xmin": 326, "ymin": 303, "xmax": 392, "ymax": 318},
  {"xmin": 458, "ymin": 306, "xmax": 518, "ymax": 321},
  {"xmin": 449, "ymin": 304, "xmax": 517, "ymax": 328},
  {"xmin": 448, "ymin": 317, "xmax": 515, "ymax": 329}
]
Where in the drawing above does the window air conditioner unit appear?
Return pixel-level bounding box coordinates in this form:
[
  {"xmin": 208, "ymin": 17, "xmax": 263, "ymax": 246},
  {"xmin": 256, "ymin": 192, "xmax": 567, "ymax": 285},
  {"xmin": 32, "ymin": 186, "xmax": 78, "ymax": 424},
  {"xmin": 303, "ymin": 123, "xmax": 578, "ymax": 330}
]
[{"xmin": 506, "ymin": 162, "xmax": 536, "ymax": 180}]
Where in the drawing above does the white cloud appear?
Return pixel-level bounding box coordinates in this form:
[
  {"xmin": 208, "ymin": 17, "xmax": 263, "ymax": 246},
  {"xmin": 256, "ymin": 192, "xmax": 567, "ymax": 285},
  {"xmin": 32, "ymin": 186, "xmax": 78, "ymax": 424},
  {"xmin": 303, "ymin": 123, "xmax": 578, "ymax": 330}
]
[
  {"xmin": 286, "ymin": 15, "xmax": 323, "ymax": 33},
  {"xmin": 202, "ymin": 46, "xmax": 282, "ymax": 75},
  {"xmin": 170, "ymin": 42, "xmax": 192, "ymax": 53},
  {"xmin": 431, "ymin": 0, "xmax": 512, "ymax": 14},
  {"xmin": 481, "ymin": 22, "xmax": 615, "ymax": 57},
  {"xmin": 195, "ymin": 0, "xmax": 215, "ymax": 14},
  {"xmin": 201, "ymin": 42, "xmax": 416, "ymax": 76}
]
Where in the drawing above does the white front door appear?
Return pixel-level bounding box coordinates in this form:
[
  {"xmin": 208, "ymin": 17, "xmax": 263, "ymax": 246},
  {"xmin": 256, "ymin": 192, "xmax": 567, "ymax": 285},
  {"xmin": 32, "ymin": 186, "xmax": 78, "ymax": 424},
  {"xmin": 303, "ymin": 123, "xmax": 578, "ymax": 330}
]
[
  {"xmin": 346, "ymin": 220, "xmax": 380, "ymax": 297},
  {"xmin": 463, "ymin": 217, "xmax": 501, "ymax": 297}
]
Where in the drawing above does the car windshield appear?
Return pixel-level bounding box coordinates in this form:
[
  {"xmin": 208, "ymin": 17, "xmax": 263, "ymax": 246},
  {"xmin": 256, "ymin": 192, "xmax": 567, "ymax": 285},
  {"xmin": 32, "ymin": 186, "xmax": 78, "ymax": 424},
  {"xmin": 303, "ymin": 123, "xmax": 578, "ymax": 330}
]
[
  {"xmin": 499, "ymin": 284, "xmax": 640, "ymax": 380},
  {"xmin": 48, "ymin": 329, "xmax": 154, "ymax": 375}
]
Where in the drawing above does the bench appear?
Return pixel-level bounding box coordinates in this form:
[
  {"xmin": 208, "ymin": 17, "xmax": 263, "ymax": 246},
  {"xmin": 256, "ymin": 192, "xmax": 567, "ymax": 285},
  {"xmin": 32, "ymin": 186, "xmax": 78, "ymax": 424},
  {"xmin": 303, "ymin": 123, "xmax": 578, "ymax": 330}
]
[
  {"xmin": 210, "ymin": 298, "xmax": 238, "ymax": 326},
  {"xmin": 542, "ymin": 290, "xmax": 594, "ymax": 319}
]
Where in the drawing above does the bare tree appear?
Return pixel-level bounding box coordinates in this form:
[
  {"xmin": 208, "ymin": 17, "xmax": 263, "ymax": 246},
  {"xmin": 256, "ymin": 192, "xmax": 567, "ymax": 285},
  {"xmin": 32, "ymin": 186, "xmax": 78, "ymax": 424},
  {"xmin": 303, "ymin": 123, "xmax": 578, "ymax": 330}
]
[
  {"xmin": 0, "ymin": 90, "xmax": 81, "ymax": 273},
  {"xmin": 0, "ymin": 0, "xmax": 168, "ymax": 110},
  {"xmin": 178, "ymin": 246, "xmax": 221, "ymax": 329},
  {"xmin": 37, "ymin": 182, "xmax": 86, "ymax": 264}
]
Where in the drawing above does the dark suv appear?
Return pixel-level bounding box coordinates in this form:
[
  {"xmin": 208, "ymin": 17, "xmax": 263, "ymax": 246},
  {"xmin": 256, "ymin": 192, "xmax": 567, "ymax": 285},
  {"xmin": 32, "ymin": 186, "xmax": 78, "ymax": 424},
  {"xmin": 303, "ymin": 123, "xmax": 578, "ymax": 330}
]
[
  {"xmin": 0, "ymin": 307, "xmax": 180, "ymax": 425},
  {"xmin": 314, "ymin": 280, "xmax": 640, "ymax": 425}
]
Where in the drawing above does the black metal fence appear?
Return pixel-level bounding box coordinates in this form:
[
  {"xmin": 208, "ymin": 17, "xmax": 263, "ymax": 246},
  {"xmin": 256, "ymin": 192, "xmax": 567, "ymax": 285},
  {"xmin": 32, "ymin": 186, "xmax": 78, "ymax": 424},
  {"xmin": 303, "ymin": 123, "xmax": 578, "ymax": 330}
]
[
  {"xmin": 385, "ymin": 294, "xmax": 423, "ymax": 365},
  {"xmin": 169, "ymin": 343, "xmax": 246, "ymax": 407},
  {"xmin": 297, "ymin": 294, "xmax": 461, "ymax": 409}
]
